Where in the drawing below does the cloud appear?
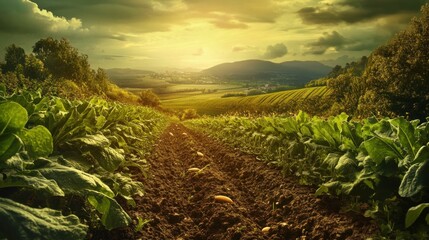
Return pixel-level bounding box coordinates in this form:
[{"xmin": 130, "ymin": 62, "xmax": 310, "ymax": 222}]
[
  {"xmin": 183, "ymin": 0, "xmax": 285, "ymax": 23},
  {"xmin": 262, "ymin": 43, "xmax": 288, "ymax": 59},
  {"xmin": 306, "ymin": 29, "xmax": 393, "ymax": 55},
  {"xmin": 298, "ymin": 0, "xmax": 426, "ymax": 25},
  {"xmin": 0, "ymin": 0, "xmax": 86, "ymax": 35},
  {"xmin": 209, "ymin": 13, "xmax": 249, "ymax": 29},
  {"xmin": 307, "ymin": 31, "xmax": 346, "ymax": 55},
  {"xmin": 31, "ymin": 0, "xmax": 285, "ymax": 33}
]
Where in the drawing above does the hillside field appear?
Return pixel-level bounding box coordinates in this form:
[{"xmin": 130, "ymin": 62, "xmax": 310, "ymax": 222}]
[{"xmin": 161, "ymin": 86, "xmax": 331, "ymax": 115}]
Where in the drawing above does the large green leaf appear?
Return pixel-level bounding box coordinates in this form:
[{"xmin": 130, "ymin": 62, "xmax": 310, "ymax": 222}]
[
  {"xmin": 52, "ymin": 108, "xmax": 85, "ymax": 147},
  {"xmin": 413, "ymin": 145, "xmax": 429, "ymax": 164},
  {"xmin": 67, "ymin": 134, "xmax": 125, "ymax": 172},
  {"xmin": 399, "ymin": 160, "xmax": 429, "ymax": 197},
  {"xmin": 0, "ymin": 171, "xmax": 64, "ymax": 196},
  {"xmin": 17, "ymin": 125, "xmax": 53, "ymax": 158},
  {"xmin": 335, "ymin": 152, "xmax": 358, "ymax": 176},
  {"xmin": 32, "ymin": 158, "xmax": 114, "ymax": 197},
  {"xmin": 363, "ymin": 135, "xmax": 403, "ymax": 164},
  {"xmin": 91, "ymin": 147, "xmax": 125, "ymax": 172},
  {"xmin": 0, "ymin": 102, "xmax": 28, "ymax": 135},
  {"xmin": 0, "ymin": 154, "xmax": 24, "ymax": 170},
  {"xmin": 86, "ymin": 190, "xmax": 131, "ymax": 230},
  {"xmin": 390, "ymin": 117, "xmax": 419, "ymax": 157},
  {"xmin": 323, "ymin": 153, "xmax": 341, "ymax": 170},
  {"xmin": 0, "ymin": 133, "xmax": 22, "ymax": 162},
  {"xmin": 405, "ymin": 203, "xmax": 429, "ymax": 228},
  {"xmin": 69, "ymin": 134, "xmax": 110, "ymax": 147},
  {"xmin": 0, "ymin": 197, "xmax": 88, "ymax": 240},
  {"xmin": 340, "ymin": 121, "xmax": 363, "ymax": 151}
]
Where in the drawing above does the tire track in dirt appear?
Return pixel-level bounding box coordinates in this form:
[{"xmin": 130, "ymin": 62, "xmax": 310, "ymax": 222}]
[{"xmin": 102, "ymin": 123, "xmax": 377, "ymax": 239}]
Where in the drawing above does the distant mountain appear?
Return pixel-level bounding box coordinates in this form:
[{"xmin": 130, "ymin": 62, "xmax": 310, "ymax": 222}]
[{"xmin": 202, "ymin": 60, "xmax": 331, "ymax": 85}]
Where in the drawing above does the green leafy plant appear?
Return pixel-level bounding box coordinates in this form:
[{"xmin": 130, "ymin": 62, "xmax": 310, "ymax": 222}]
[
  {"xmin": 186, "ymin": 111, "xmax": 429, "ymax": 237},
  {"xmin": 0, "ymin": 89, "xmax": 168, "ymax": 238}
]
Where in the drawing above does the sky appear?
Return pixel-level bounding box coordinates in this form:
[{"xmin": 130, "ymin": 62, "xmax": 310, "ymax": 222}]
[{"xmin": 0, "ymin": 0, "xmax": 427, "ymax": 71}]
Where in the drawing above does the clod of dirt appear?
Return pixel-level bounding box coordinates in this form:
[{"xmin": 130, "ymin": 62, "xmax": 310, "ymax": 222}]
[
  {"xmin": 262, "ymin": 226, "xmax": 271, "ymax": 233},
  {"xmin": 167, "ymin": 213, "xmax": 184, "ymax": 224},
  {"xmin": 197, "ymin": 151, "xmax": 204, "ymax": 157},
  {"xmin": 188, "ymin": 167, "xmax": 201, "ymax": 172},
  {"xmin": 214, "ymin": 195, "xmax": 234, "ymax": 204}
]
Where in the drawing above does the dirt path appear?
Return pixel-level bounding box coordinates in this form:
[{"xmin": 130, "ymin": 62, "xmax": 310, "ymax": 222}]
[{"xmin": 97, "ymin": 123, "xmax": 377, "ymax": 239}]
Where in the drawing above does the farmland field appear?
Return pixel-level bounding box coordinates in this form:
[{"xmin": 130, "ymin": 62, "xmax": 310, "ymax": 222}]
[
  {"xmin": 3, "ymin": 1, "xmax": 429, "ymax": 239},
  {"xmin": 161, "ymin": 86, "xmax": 331, "ymax": 115}
]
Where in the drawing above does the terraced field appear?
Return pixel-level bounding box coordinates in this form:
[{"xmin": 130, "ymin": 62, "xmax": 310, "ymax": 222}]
[{"xmin": 161, "ymin": 86, "xmax": 331, "ymax": 115}]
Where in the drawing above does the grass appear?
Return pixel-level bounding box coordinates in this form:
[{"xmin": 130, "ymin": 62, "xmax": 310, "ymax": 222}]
[{"xmin": 161, "ymin": 86, "xmax": 331, "ymax": 115}]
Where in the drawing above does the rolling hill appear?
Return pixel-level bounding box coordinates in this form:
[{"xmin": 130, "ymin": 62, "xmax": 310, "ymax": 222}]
[
  {"xmin": 161, "ymin": 86, "xmax": 331, "ymax": 115},
  {"xmin": 202, "ymin": 60, "xmax": 332, "ymax": 86}
]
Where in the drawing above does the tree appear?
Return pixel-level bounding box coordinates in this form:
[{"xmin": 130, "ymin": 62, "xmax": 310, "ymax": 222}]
[
  {"xmin": 138, "ymin": 90, "xmax": 160, "ymax": 107},
  {"xmin": 361, "ymin": 3, "xmax": 429, "ymax": 120},
  {"xmin": 32, "ymin": 37, "xmax": 91, "ymax": 82},
  {"xmin": 23, "ymin": 54, "xmax": 47, "ymax": 80},
  {"xmin": 2, "ymin": 44, "xmax": 26, "ymax": 73},
  {"xmin": 94, "ymin": 68, "xmax": 110, "ymax": 93}
]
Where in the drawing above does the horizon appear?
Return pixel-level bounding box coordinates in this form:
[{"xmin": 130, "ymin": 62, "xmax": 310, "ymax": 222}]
[
  {"xmin": 0, "ymin": 1, "xmax": 427, "ymax": 70},
  {"xmin": 108, "ymin": 58, "xmax": 337, "ymax": 72}
]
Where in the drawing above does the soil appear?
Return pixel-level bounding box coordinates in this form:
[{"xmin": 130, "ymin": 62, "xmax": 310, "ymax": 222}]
[{"xmin": 91, "ymin": 123, "xmax": 378, "ymax": 240}]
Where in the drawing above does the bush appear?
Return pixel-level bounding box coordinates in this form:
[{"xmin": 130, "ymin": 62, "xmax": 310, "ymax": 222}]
[
  {"xmin": 181, "ymin": 109, "xmax": 199, "ymax": 120},
  {"xmin": 138, "ymin": 89, "xmax": 160, "ymax": 107}
]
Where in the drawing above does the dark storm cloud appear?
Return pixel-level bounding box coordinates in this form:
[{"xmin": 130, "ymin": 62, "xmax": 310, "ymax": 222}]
[
  {"xmin": 0, "ymin": 0, "xmax": 84, "ymax": 35},
  {"xmin": 263, "ymin": 43, "xmax": 288, "ymax": 59},
  {"xmin": 307, "ymin": 31, "xmax": 346, "ymax": 55},
  {"xmin": 31, "ymin": 0, "xmax": 284, "ymax": 32},
  {"xmin": 298, "ymin": 0, "xmax": 427, "ymax": 25},
  {"xmin": 306, "ymin": 30, "xmax": 391, "ymax": 55},
  {"xmin": 32, "ymin": 0, "xmax": 180, "ymax": 33}
]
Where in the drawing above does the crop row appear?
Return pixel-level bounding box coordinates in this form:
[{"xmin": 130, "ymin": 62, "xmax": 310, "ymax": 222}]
[
  {"xmin": 0, "ymin": 86, "xmax": 168, "ymax": 239},
  {"xmin": 186, "ymin": 112, "xmax": 429, "ymax": 237}
]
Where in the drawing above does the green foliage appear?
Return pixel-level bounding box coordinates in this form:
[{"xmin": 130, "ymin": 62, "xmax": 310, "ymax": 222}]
[
  {"xmin": 0, "ymin": 101, "xmax": 28, "ymax": 134},
  {"xmin": 181, "ymin": 108, "xmax": 199, "ymax": 120},
  {"xmin": 87, "ymin": 190, "xmax": 131, "ymax": 230},
  {"xmin": 138, "ymin": 89, "xmax": 160, "ymax": 107},
  {"xmin": 0, "ymin": 197, "xmax": 88, "ymax": 240},
  {"xmin": 362, "ymin": 4, "xmax": 429, "ymax": 120},
  {"xmin": 17, "ymin": 126, "xmax": 53, "ymax": 158},
  {"xmin": 405, "ymin": 203, "xmax": 429, "ymax": 228},
  {"xmin": 0, "ymin": 89, "xmax": 169, "ymax": 237},
  {"xmin": 186, "ymin": 111, "xmax": 429, "ymax": 236},
  {"xmin": 326, "ymin": 4, "xmax": 429, "ymax": 120},
  {"xmin": 0, "ymin": 38, "xmax": 143, "ymax": 105},
  {"xmin": 2, "ymin": 44, "xmax": 26, "ymax": 73},
  {"xmin": 23, "ymin": 54, "xmax": 47, "ymax": 81},
  {"xmin": 32, "ymin": 37, "xmax": 91, "ymax": 82},
  {"xmin": 307, "ymin": 56, "xmax": 368, "ymax": 88}
]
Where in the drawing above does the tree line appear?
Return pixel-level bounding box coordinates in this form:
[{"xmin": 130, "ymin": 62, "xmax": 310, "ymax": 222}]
[
  {"xmin": 0, "ymin": 37, "xmax": 160, "ymax": 107},
  {"xmin": 326, "ymin": 3, "xmax": 429, "ymax": 121},
  {"xmin": 0, "ymin": 37, "xmax": 110, "ymax": 98}
]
